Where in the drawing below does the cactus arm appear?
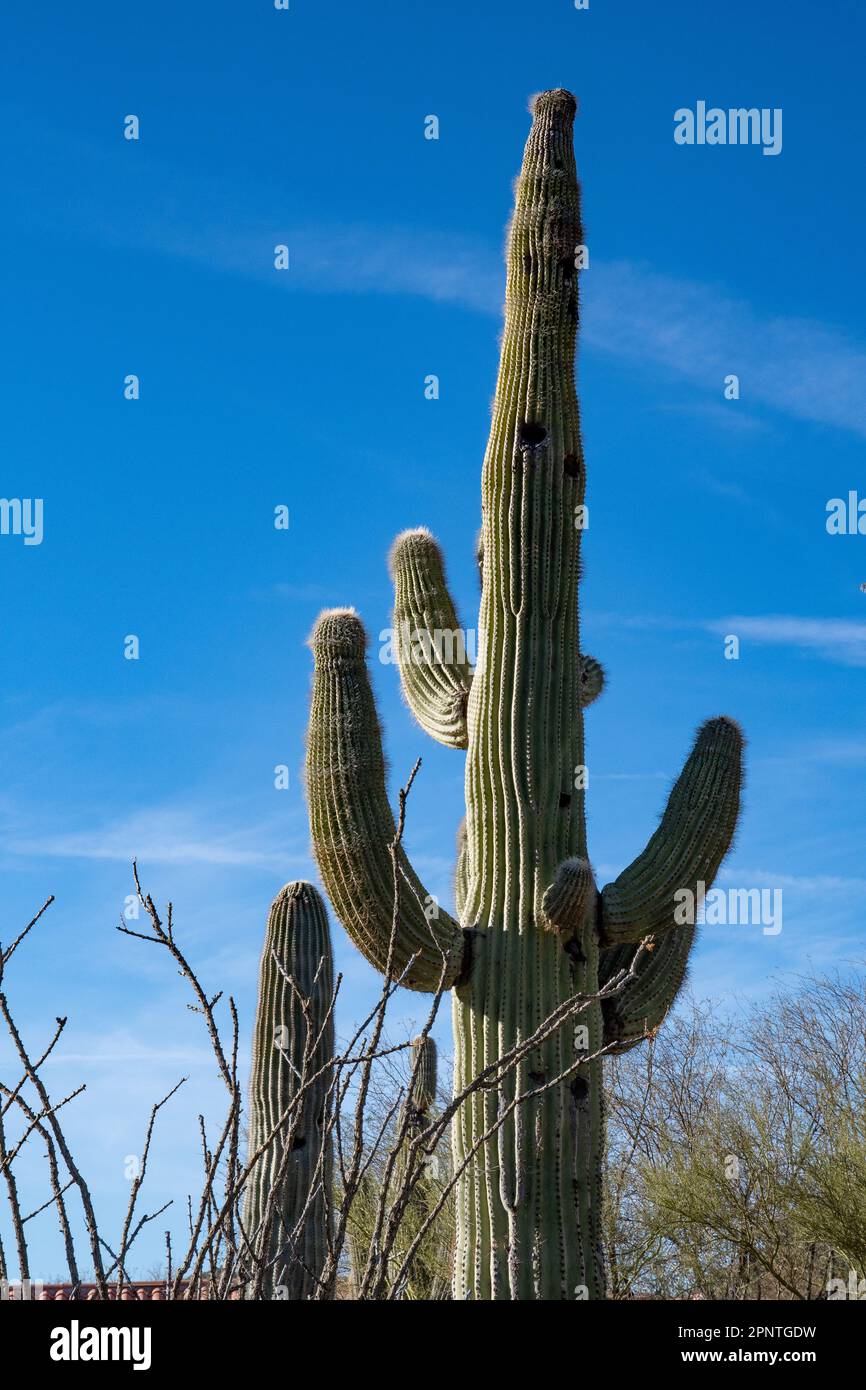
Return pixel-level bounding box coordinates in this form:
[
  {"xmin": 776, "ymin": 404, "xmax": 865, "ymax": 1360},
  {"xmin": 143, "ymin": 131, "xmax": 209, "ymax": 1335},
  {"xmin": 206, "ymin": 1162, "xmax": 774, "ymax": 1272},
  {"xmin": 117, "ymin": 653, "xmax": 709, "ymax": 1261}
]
[
  {"xmin": 306, "ymin": 608, "xmax": 465, "ymax": 992},
  {"xmin": 541, "ymin": 856, "xmax": 596, "ymax": 934},
  {"xmin": 243, "ymin": 882, "xmax": 334, "ymax": 1299},
  {"xmin": 599, "ymin": 717, "xmax": 744, "ymax": 948},
  {"xmin": 388, "ymin": 529, "xmax": 473, "ymax": 749},
  {"xmin": 542, "ymin": 859, "xmax": 696, "ymax": 1051},
  {"xmin": 597, "ymin": 927, "xmax": 694, "ymax": 1053}
]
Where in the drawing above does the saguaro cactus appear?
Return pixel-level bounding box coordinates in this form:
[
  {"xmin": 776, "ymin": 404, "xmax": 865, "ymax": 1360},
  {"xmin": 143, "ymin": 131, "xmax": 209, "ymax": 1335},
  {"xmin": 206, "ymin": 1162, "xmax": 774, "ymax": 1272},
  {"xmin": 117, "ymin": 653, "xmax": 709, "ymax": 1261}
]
[
  {"xmin": 305, "ymin": 90, "xmax": 743, "ymax": 1299},
  {"xmin": 243, "ymin": 881, "xmax": 334, "ymax": 1299},
  {"xmin": 397, "ymin": 1034, "xmax": 452, "ymax": 1299},
  {"xmin": 406, "ymin": 1035, "xmax": 437, "ymax": 1119},
  {"xmin": 348, "ymin": 1033, "xmax": 451, "ymax": 1300}
]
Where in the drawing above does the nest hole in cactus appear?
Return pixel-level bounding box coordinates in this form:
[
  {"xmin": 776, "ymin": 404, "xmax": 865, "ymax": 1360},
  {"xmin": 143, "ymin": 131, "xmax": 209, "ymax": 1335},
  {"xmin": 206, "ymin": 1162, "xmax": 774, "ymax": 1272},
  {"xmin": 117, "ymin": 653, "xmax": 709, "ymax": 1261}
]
[
  {"xmin": 563, "ymin": 453, "xmax": 580, "ymax": 478},
  {"xmin": 518, "ymin": 421, "xmax": 547, "ymax": 448},
  {"xmin": 571, "ymin": 1076, "xmax": 589, "ymax": 1107},
  {"xmin": 564, "ymin": 937, "xmax": 587, "ymax": 965}
]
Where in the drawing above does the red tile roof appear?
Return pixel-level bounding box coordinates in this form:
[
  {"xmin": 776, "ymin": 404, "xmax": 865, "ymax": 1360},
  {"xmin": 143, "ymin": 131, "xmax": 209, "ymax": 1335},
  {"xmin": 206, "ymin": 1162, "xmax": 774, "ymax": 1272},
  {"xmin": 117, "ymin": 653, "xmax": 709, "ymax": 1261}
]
[{"xmin": 2, "ymin": 1281, "xmax": 242, "ymax": 1301}]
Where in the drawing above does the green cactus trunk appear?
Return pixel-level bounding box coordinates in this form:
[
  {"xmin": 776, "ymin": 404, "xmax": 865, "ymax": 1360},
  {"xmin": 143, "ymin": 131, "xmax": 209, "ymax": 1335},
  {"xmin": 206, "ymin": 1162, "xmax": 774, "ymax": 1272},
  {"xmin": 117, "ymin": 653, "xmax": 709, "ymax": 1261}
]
[
  {"xmin": 453, "ymin": 91, "xmax": 599, "ymax": 1298},
  {"xmin": 305, "ymin": 90, "xmax": 743, "ymax": 1300},
  {"xmin": 243, "ymin": 882, "xmax": 334, "ymax": 1300}
]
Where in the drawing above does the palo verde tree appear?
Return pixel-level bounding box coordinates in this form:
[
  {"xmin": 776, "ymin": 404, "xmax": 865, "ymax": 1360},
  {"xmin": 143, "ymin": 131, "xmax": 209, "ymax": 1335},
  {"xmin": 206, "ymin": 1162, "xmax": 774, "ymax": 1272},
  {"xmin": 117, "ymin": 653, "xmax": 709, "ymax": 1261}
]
[{"xmin": 304, "ymin": 90, "xmax": 743, "ymax": 1299}]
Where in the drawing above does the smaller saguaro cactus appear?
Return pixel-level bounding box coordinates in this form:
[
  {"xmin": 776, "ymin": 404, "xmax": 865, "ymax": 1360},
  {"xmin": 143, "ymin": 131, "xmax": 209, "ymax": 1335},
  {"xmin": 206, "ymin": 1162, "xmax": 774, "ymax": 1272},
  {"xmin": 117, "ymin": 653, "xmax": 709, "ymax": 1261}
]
[
  {"xmin": 243, "ymin": 881, "xmax": 334, "ymax": 1299},
  {"xmin": 397, "ymin": 1033, "xmax": 452, "ymax": 1299},
  {"xmin": 348, "ymin": 1031, "xmax": 452, "ymax": 1299},
  {"xmin": 406, "ymin": 1034, "xmax": 437, "ymax": 1120}
]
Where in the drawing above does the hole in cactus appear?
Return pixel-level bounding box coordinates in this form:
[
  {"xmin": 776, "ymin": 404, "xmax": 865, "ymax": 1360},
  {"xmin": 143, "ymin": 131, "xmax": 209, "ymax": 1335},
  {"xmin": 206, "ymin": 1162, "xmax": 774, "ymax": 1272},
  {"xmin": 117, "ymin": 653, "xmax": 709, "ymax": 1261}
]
[
  {"xmin": 570, "ymin": 1076, "xmax": 589, "ymax": 1108},
  {"xmin": 564, "ymin": 937, "xmax": 586, "ymax": 965},
  {"xmin": 558, "ymin": 792, "xmax": 571, "ymax": 808},
  {"xmin": 563, "ymin": 453, "xmax": 580, "ymax": 478},
  {"xmin": 559, "ymin": 254, "xmax": 574, "ymax": 279},
  {"xmin": 518, "ymin": 421, "xmax": 547, "ymax": 449},
  {"xmin": 290, "ymin": 1135, "xmax": 306, "ymax": 1151},
  {"xmin": 522, "ymin": 252, "xmax": 532, "ymax": 276},
  {"xmin": 528, "ymin": 1069, "xmax": 546, "ymax": 1086}
]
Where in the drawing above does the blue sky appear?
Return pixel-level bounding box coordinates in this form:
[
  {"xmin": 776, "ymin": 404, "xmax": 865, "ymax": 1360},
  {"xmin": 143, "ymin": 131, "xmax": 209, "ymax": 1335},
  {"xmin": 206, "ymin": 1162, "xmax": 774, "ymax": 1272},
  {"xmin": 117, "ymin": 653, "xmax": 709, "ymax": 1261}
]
[{"xmin": 2, "ymin": 0, "xmax": 865, "ymax": 1279}]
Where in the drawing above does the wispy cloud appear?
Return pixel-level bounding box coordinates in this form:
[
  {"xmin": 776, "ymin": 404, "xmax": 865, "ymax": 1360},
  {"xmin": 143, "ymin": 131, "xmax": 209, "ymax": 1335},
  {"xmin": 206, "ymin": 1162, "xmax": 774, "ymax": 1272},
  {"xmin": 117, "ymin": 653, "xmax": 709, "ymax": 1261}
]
[
  {"xmin": 657, "ymin": 402, "xmax": 771, "ymax": 437},
  {"xmin": 43, "ymin": 1038, "xmax": 218, "ymax": 1068},
  {"xmin": 15, "ymin": 130, "xmax": 866, "ymax": 438},
  {"xmin": 125, "ymin": 219, "xmax": 503, "ymax": 315},
  {"xmin": 689, "ymin": 469, "xmax": 785, "ymax": 526},
  {"xmin": 152, "ymin": 222, "xmax": 866, "ymax": 438},
  {"xmin": 593, "ymin": 770, "xmax": 669, "ymax": 782},
  {"xmin": 270, "ymin": 235, "xmax": 866, "ymax": 438},
  {"xmin": 708, "ymin": 615, "xmax": 866, "ymax": 667},
  {"xmin": 5, "ymin": 803, "xmax": 293, "ymax": 868},
  {"xmin": 718, "ymin": 868, "xmax": 866, "ymax": 893},
  {"xmin": 808, "ymin": 738, "xmax": 866, "ymax": 763},
  {"xmin": 582, "ymin": 262, "xmax": 866, "ymax": 438},
  {"xmin": 592, "ymin": 865, "xmax": 866, "ymax": 898},
  {"xmin": 249, "ymin": 580, "xmax": 343, "ymax": 604},
  {"xmin": 593, "ymin": 609, "xmax": 866, "ymax": 667},
  {"xmin": 290, "ymin": 226, "xmax": 502, "ymax": 314},
  {"xmin": 292, "ymin": 240, "xmax": 866, "ymax": 437}
]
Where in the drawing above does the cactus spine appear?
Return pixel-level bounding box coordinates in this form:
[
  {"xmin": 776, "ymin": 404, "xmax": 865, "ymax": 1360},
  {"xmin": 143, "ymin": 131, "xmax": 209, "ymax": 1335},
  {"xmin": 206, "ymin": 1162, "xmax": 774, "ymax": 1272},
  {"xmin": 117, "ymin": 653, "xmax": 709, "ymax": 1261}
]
[
  {"xmin": 305, "ymin": 91, "xmax": 743, "ymax": 1299},
  {"xmin": 243, "ymin": 881, "xmax": 334, "ymax": 1299}
]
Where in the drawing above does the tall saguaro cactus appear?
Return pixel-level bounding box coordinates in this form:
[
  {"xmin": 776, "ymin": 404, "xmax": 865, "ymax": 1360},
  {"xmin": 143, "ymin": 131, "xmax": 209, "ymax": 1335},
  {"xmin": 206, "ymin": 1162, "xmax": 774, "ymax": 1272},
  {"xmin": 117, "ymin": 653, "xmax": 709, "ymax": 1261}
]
[
  {"xmin": 305, "ymin": 90, "xmax": 743, "ymax": 1299},
  {"xmin": 243, "ymin": 881, "xmax": 334, "ymax": 1299}
]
